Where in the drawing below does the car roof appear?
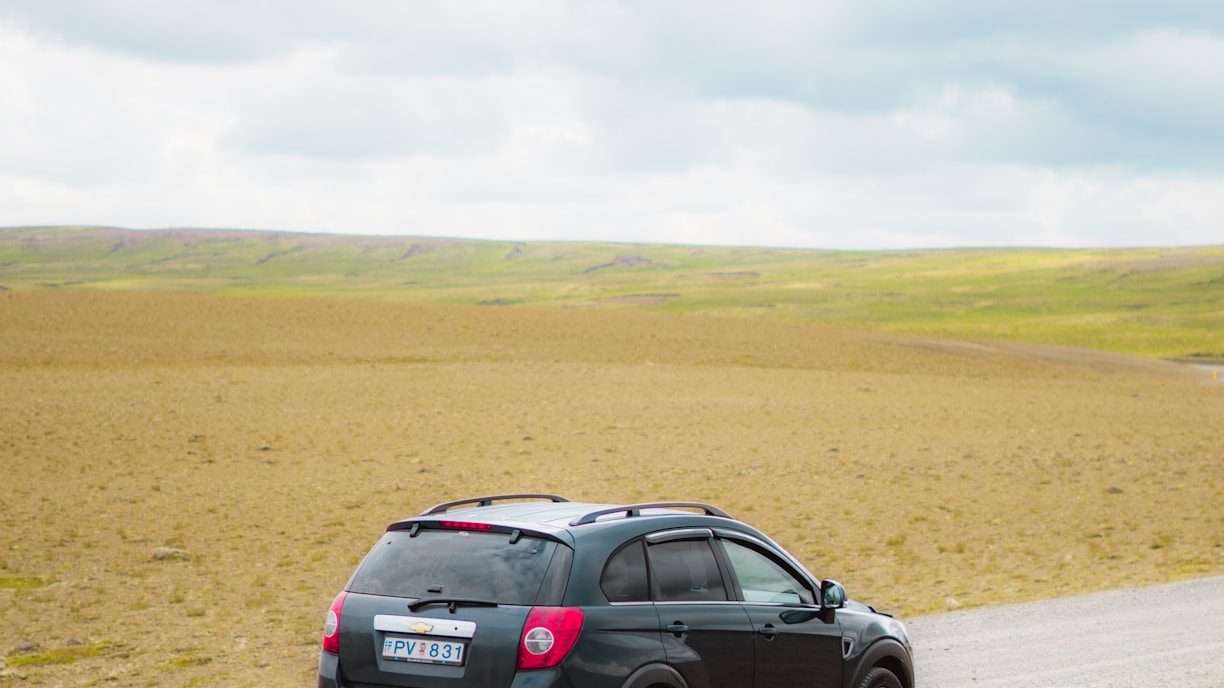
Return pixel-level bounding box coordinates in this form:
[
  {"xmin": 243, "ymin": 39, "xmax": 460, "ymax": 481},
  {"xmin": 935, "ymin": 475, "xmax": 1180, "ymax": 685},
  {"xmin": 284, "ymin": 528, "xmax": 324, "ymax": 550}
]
[{"xmin": 386, "ymin": 495, "xmax": 736, "ymax": 537}]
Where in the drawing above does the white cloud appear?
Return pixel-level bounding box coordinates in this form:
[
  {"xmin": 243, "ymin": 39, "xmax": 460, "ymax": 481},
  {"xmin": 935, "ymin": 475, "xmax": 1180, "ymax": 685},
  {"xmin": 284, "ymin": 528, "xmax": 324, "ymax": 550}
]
[
  {"xmin": 1071, "ymin": 28, "xmax": 1224, "ymax": 122},
  {"xmin": 1020, "ymin": 168, "xmax": 1224, "ymax": 247},
  {"xmin": 1, "ymin": 3, "xmax": 1223, "ymax": 248},
  {"xmin": 224, "ymin": 58, "xmax": 513, "ymax": 161}
]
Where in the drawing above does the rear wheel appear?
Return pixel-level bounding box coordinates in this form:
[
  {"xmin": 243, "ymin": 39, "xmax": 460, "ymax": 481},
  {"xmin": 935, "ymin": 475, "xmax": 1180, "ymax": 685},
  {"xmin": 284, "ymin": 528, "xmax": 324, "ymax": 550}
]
[{"xmin": 855, "ymin": 667, "xmax": 902, "ymax": 688}]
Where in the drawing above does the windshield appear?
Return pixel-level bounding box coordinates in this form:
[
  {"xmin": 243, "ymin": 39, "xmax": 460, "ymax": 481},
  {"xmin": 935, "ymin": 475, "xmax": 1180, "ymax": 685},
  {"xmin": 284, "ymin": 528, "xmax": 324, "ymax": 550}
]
[{"xmin": 348, "ymin": 528, "xmax": 567, "ymax": 605}]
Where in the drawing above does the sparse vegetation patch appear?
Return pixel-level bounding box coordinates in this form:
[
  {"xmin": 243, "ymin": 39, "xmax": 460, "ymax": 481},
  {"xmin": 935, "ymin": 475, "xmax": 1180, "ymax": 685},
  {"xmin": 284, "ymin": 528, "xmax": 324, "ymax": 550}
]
[
  {"xmin": 0, "ymin": 281, "xmax": 1220, "ymax": 686},
  {"xmin": 0, "ymin": 577, "xmax": 56, "ymax": 589}
]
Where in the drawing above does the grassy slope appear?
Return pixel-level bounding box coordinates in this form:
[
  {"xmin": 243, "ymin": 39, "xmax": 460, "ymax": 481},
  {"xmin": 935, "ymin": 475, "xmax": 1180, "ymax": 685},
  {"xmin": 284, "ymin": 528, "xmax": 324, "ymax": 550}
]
[
  {"xmin": 2, "ymin": 228, "xmax": 1223, "ymax": 685},
  {"xmin": 2, "ymin": 226, "xmax": 1223, "ymax": 359}
]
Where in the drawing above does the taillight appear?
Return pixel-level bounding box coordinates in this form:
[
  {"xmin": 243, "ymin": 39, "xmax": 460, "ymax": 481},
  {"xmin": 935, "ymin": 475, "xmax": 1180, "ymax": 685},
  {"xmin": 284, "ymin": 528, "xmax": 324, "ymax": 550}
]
[
  {"xmin": 517, "ymin": 606, "xmax": 584, "ymax": 670},
  {"xmin": 322, "ymin": 591, "xmax": 347, "ymax": 654}
]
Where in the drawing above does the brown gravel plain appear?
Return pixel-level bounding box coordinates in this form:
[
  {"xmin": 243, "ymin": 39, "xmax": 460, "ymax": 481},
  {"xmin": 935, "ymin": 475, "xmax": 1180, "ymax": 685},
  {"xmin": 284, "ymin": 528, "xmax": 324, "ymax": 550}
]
[{"xmin": 2, "ymin": 291, "xmax": 1222, "ymax": 687}]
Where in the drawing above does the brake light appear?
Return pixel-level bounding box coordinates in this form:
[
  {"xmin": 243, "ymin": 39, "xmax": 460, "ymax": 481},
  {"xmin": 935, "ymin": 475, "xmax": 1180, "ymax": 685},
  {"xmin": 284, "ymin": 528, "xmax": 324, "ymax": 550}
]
[
  {"xmin": 322, "ymin": 591, "xmax": 347, "ymax": 654},
  {"xmin": 438, "ymin": 520, "xmax": 494, "ymax": 531},
  {"xmin": 517, "ymin": 606, "xmax": 584, "ymax": 670}
]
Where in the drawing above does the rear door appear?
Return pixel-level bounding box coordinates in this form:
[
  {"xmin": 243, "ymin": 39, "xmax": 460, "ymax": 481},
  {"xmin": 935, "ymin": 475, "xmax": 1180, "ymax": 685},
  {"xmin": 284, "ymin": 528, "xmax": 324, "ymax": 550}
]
[
  {"xmin": 646, "ymin": 529, "xmax": 755, "ymax": 688},
  {"xmin": 340, "ymin": 596, "xmax": 529, "ymax": 687},
  {"xmin": 337, "ymin": 526, "xmax": 571, "ymax": 688}
]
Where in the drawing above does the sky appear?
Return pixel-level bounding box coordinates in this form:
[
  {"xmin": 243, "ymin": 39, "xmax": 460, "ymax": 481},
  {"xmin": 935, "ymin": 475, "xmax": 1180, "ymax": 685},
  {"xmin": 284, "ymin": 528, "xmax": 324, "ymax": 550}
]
[{"xmin": 2, "ymin": 1, "xmax": 1222, "ymax": 250}]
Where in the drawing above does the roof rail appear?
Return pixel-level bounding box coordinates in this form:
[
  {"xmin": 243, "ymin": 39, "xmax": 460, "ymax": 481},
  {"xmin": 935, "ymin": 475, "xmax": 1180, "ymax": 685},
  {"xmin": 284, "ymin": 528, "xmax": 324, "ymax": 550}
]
[
  {"xmin": 420, "ymin": 493, "xmax": 571, "ymax": 516},
  {"xmin": 570, "ymin": 502, "xmax": 731, "ymax": 526}
]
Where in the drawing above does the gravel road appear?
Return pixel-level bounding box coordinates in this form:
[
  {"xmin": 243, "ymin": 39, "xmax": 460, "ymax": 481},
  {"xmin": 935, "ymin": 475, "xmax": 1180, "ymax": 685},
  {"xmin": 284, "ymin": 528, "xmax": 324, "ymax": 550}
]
[
  {"xmin": 1191, "ymin": 364, "xmax": 1224, "ymax": 383},
  {"xmin": 906, "ymin": 576, "xmax": 1224, "ymax": 687}
]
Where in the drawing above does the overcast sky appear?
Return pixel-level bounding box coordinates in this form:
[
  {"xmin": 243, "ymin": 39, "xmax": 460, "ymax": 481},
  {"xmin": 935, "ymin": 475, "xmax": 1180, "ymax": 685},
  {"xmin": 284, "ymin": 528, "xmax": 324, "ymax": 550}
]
[{"xmin": 2, "ymin": 1, "xmax": 1222, "ymax": 249}]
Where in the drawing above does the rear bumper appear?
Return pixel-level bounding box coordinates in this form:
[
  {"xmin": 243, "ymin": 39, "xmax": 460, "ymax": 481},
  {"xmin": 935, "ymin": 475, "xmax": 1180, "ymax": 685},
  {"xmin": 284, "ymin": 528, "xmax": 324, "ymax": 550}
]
[
  {"xmin": 317, "ymin": 651, "xmax": 339, "ymax": 688},
  {"xmin": 510, "ymin": 667, "xmax": 566, "ymax": 687},
  {"xmin": 316, "ymin": 652, "xmax": 566, "ymax": 688}
]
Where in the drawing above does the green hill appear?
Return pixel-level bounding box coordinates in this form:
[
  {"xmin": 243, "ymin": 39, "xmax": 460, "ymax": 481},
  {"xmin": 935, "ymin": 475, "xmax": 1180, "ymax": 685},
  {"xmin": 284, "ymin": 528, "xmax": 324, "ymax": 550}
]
[{"xmin": 2, "ymin": 225, "xmax": 1221, "ymax": 360}]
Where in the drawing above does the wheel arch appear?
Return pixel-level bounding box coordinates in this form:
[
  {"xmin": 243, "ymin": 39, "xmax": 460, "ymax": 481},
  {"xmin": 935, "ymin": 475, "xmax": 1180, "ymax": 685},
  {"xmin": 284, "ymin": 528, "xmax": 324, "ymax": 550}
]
[
  {"xmin": 621, "ymin": 662, "xmax": 689, "ymax": 688},
  {"xmin": 848, "ymin": 639, "xmax": 914, "ymax": 688}
]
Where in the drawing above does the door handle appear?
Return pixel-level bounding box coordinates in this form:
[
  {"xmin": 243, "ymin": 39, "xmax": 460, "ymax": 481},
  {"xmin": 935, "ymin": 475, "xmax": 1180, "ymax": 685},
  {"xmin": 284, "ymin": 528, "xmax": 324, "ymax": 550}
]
[
  {"xmin": 758, "ymin": 624, "xmax": 779, "ymax": 639},
  {"xmin": 665, "ymin": 623, "xmax": 689, "ymax": 636}
]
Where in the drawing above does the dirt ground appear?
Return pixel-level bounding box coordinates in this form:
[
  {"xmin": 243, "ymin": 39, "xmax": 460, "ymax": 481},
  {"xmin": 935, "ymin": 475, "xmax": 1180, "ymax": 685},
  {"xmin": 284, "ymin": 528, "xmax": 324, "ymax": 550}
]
[{"xmin": 2, "ymin": 291, "xmax": 1221, "ymax": 687}]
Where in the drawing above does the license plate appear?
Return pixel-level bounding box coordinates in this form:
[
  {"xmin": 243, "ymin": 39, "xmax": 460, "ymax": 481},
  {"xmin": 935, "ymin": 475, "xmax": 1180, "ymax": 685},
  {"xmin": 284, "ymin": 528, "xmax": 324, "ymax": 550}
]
[{"xmin": 382, "ymin": 635, "xmax": 467, "ymax": 666}]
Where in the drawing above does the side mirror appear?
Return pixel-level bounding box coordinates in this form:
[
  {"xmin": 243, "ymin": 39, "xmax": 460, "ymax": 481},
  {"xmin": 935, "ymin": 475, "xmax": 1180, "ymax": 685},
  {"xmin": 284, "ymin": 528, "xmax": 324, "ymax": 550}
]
[{"xmin": 820, "ymin": 580, "xmax": 846, "ymax": 610}]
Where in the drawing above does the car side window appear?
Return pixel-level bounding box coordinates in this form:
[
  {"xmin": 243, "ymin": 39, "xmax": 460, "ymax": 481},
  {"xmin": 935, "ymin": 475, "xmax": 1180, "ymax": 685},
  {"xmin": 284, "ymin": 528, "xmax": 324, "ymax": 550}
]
[
  {"xmin": 601, "ymin": 540, "xmax": 650, "ymax": 603},
  {"xmin": 720, "ymin": 538, "xmax": 814, "ymax": 605},
  {"xmin": 647, "ymin": 538, "xmax": 727, "ymax": 602}
]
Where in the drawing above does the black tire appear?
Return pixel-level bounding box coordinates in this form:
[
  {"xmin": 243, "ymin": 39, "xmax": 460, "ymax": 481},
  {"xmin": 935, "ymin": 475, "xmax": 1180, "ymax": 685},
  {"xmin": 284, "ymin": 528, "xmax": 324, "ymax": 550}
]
[{"xmin": 855, "ymin": 667, "xmax": 902, "ymax": 688}]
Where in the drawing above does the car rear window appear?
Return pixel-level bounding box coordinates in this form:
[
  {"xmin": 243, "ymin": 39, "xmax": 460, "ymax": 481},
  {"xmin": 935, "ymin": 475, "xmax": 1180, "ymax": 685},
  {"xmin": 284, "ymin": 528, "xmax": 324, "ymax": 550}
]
[
  {"xmin": 601, "ymin": 539, "xmax": 649, "ymax": 602},
  {"xmin": 347, "ymin": 528, "xmax": 569, "ymax": 605}
]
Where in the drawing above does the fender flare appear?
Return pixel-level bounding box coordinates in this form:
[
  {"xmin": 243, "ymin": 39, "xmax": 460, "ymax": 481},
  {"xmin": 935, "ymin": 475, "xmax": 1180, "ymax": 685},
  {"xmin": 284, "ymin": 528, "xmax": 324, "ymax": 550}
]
[
  {"xmin": 847, "ymin": 639, "xmax": 914, "ymax": 688},
  {"xmin": 621, "ymin": 662, "xmax": 689, "ymax": 688}
]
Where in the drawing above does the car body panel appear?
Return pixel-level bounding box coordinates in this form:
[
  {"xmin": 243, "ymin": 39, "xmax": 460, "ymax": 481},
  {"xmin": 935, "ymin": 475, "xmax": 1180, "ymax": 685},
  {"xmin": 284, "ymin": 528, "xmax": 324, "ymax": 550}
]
[
  {"xmin": 657, "ymin": 601, "xmax": 755, "ymax": 688},
  {"xmin": 338, "ymin": 593, "xmax": 530, "ymax": 688},
  {"xmin": 561, "ymin": 604, "xmax": 667, "ymax": 688},
  {"xmin": 838, "ymin": 607, "xmax": 915, "ymax": 688},
  {"xmin": 743, "ymin": 603, "xmax": 843, "ymax": 688}
]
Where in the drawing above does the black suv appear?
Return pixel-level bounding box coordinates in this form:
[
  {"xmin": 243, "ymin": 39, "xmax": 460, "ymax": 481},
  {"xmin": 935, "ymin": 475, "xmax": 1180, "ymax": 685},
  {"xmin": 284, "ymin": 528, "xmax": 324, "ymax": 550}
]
[{"xmin": 318, "ymin": 494, "xmax": 913, "ymax": 688}]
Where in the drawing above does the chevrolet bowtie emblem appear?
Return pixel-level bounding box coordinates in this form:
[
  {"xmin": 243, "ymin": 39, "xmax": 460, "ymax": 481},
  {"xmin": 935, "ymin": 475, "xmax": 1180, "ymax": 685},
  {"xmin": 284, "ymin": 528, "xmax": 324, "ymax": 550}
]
[{"xmin": 409, "ymin": 622, "xmax": 434, "ymax": 634}]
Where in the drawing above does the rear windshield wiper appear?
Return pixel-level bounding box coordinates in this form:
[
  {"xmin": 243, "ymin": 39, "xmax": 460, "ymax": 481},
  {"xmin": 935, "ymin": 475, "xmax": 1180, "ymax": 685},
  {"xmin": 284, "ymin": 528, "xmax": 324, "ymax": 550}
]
[{"xmin": 408, "ymin": 597, "xmax": 499, "ymax": 614}]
